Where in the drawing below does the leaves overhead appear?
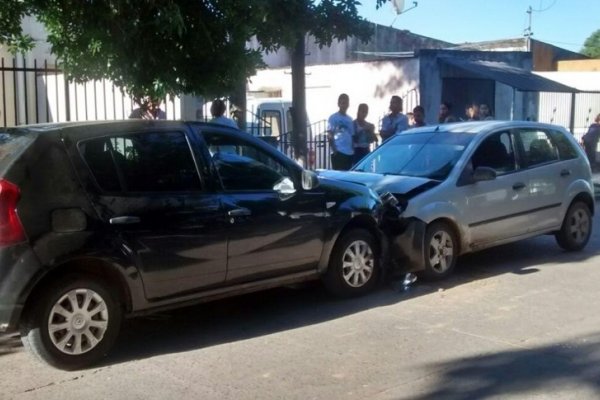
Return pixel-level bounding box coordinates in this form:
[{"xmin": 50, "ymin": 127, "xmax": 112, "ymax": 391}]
[{"xmin": 1, "ymin": 1, "xmax": 392, "ymax": 103}]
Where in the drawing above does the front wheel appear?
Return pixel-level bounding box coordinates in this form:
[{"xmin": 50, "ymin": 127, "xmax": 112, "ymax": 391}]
[
  {"xmin": 324, "ymin": 229, "xmax": 380, "ymax": 297},
  {"xmin": 418, "ymin": 221, "xmax": 458, "ymax": 281},
  {"xmin": 20, "ymin": 275, "xmax": 122, "ymax": 370},
  {"xmin": 555, "ymin": 201, "xmax": 592, "ymax": 251}
]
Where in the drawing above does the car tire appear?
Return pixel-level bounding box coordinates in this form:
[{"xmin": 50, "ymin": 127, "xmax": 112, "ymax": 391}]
[
  {"xmin": 324, "ymin": 229, "xmax": 380, "ymax": 297},
  {"xmin": 20, "ymin": 275, "xmax": 122, "ymax": 370},
  {"xmin": 419, "ymin": 221, "xmax": 458, "ymax": 281},
  {"xmin": 555, "ymin": 201, "xmax": 592, "ymax": 251}
]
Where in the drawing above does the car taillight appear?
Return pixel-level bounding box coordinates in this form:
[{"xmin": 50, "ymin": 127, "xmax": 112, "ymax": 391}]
[{"xmin": 0, "ymin": 179, "xmax": 26, "ymax": 247}]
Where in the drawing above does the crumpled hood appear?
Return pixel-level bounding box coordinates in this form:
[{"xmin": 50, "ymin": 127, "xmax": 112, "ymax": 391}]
[{"xmin": 317, "ymin": 170, "xmax": 438, "ymax": 196}]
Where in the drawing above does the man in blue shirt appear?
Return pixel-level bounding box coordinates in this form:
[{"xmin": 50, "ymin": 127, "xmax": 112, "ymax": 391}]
[
  {"xmin": 380, "ymin": 95, "xmax": 409, "ymax": 141},
  {"xmin": 327, "ymin": 93, "xmax": 354, "ymax": 170}
]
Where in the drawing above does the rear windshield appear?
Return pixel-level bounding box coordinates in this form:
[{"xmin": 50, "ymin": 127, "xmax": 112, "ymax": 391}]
[
  {"xmin": 0, "ymin": 130, "xmax": 35, "ymax": 168},
  {"xmin": 353, "ymin": 131, "xmax": 475, "ymax": 180}
]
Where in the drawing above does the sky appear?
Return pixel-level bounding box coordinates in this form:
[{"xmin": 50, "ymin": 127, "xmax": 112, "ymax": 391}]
[{"xmin": 358, "ymin": 0, "xmax": 600, "ymax": 52}]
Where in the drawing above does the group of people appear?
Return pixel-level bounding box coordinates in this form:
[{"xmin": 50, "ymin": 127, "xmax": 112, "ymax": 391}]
[
  {"xmin": 129, "ymin": 98, "xmax": 239, "ymax": 128},
  {"xmin": 327, "ymin": 94, "xmax": 495, "ymax": 170},
  {"xmin": 436, "ymin": 101, "xmax": 494, "ymax": 124}
]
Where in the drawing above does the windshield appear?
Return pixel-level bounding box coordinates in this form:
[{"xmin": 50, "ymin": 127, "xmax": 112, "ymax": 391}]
[{"xmin": 353, "ymin": 131, "xmax": 474, "ymax": 180}]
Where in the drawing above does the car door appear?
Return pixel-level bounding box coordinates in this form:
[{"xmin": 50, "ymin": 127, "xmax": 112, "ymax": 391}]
[
  {"xmin": 76, "ymin": 128, "xmax": 228, "ymax": 300},
  {"xmin": 515, "ymin": 128, "xmax": 567, "ymax": 232},
  {"xmin": 199, "ymin": 128, "xmax": 326, "ymax": 283},
  {"xmin": 456, "ymin": 130, "xmax": 532, "ymax": 246}
]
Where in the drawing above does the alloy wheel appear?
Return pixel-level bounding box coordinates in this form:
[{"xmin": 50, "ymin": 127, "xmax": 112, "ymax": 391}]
[
  {"xmin": 428, "ymin": 230, "xmax": 454, "ymax": 274},
  {"xmin": 567, "ymin": 207, "xmax": 590, "ymax": 245},
  {"xmin": 342, "ymin": 240, "xmax": 374, "ymax": 288},
  {"xmin": 47, "ymin": 288, "xmax": 109, "ymax": 355}
]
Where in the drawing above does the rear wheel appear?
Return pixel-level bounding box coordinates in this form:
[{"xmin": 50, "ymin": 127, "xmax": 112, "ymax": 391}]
[
  {"xmin": 324, "ymin": 229, "xmax": 380, "ymax": 297},
  {"xmin": 555, "ymin": 201, "xmax": 592, "ymax": 251},
  {"xmin": 20, "ymin": 275, "xmax": 122, "ymax": 370},
  {"xmin": 419, "ymin": 221, "xmax": 458, "ymax": 281}
]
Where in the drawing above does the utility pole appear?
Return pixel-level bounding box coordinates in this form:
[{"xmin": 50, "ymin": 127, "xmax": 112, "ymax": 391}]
[
  {"xmin": 524, "ymin": 6, "xmax": 533, "ymax": 51},
  {"xmin": 290, "ymin": 33, "xmax": 308, "ymax": 166}
]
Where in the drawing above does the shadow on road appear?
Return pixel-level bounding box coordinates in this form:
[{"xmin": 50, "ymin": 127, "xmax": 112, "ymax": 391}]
[
  {"xmin": 406, "ymin": 332, "xmax": 600, "ymax": 399},
  {"xmin": 103, "ymin": 230, "xmax": 600, "ymax": 367},
  {"xmin": 2, "ymin": 216, "xmax": 599, "ymax": 368}
]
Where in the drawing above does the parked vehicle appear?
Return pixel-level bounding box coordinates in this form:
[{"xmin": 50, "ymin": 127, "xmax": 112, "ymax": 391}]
[
  {"xmin": 0, "ymin": 120, "xmax": 384, "ymax": 369},
  {"xmin": 319, "ymin": 121, "xmax": 595, "ymax": 280},
  {"xmin": 246, "ymin": 98, "xmax": 294, "ymax": 138}
]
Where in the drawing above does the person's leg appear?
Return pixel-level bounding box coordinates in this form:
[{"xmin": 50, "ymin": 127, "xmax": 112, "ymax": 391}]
[
  {"xmin": 585, "ymin": 144, "xmax": 597, "ymax": 169},
  {"xmin": 353, "ymin": 148, "xmax": 369, "ymax": 165},
  {"xmin": 342, "ymin": 153, "xmax": 354, "ymax": 170},
  {"xmin": 331, "ymin": 152, "xmax": 341, "ymax": 170}
]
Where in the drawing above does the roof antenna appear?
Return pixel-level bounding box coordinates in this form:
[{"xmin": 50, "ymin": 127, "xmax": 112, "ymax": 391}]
[{"xmin": 390, "ymin": 1, "xmax": 418, "ymax": 28}]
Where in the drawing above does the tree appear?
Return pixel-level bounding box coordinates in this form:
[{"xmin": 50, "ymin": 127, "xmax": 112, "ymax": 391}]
[
  {"xmin": 254, "ymin": 0, "xmax": 391, "ymax": 163},
  {"xmin": 1, "ymin": 1, "xmax": 392, "ymax": 128},
  {"xmin": 1, "ymin": 0, "xmax": 266, "ymax": 106},
  {"xmin": 581, "ymin": 29, "xmax": 600, "ymax": 58}
]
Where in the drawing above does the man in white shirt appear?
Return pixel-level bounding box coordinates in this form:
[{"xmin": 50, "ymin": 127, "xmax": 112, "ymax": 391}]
[
  {"xmin": 210, "ymin": 99, "xmax": 238, "ymax": 128},
  {"xmin": 327, "ymin": 93, "xmax": 354, "ymax": 170},
  {"xmin": 380, "ymin": 95, "xmax": 409, "ymax": 141}
]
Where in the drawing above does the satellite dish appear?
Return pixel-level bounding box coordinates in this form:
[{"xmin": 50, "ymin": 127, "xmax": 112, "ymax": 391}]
[{"xmin": 392, "ymin": 0, "xmax": 405, "ymax": 14}]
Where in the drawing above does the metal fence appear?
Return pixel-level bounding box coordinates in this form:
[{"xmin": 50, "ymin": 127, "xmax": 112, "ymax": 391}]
[
  {"xmin": 0, "ymin": 57, "xmax": 180, "ymax": 127},
  {"xmin": 279, "ymin": 120, "xmax": 330, "ymax": 169}
]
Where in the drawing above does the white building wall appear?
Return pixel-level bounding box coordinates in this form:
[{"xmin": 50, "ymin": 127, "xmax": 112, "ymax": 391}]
[{"xmin": 248, "ymin": 58, "xmax": 420, "ymax": 128}]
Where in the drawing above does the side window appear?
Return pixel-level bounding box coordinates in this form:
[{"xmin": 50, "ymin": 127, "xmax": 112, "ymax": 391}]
[
  {"xmin": 203, "ymin": 132, "xmax": 290, "ymax": 191},
  {"xmin": 261, "ymin": 110, "xmax": 281, "ymax": 137},
  {"xmin": 471, "ymin": 131, "xmax": 516, "ymax": 174},
  {"xmin": 519, "ymin": 129, "xmax": 559, "ymax": 167},
  {"xmin": 549, "ymin": 130, "xmax": 578, "ymax": 160},
  {"xmin": 81, "ymin": 131, "xmax": 202, "ymax": 192}
]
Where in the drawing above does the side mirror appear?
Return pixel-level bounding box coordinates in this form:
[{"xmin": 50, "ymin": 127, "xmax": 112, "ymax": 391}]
[
  {"xmin": 473, "ymin": 166, "xmax": 497, "ymax": 182},
  {"xmin": 273, "ymin": 177, "xmax": 296, "ymax": 199},
  {"xmin": 301, "ymin": 170, "xmax": 320, "ymax": 190}
]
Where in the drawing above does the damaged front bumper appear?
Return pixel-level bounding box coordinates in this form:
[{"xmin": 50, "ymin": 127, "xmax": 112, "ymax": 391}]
[{"xmin": 379, "ymin": 192, "xmax": 426, "ymax": 274}]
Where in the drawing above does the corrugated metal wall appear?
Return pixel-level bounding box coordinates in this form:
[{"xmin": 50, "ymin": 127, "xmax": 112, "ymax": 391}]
[{"xmin": 538, "ymin": 92, "xmax": 600, "ymax": 141}]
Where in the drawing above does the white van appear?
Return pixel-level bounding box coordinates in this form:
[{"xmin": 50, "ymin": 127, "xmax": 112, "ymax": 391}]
[{"xmin": 246, "ymin": 98, "xmax": 293, "ymax": 137}]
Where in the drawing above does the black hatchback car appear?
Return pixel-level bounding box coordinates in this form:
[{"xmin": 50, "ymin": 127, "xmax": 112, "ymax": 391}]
[{"xmin": 0, "ymin": 120, "xmax": 383, "ymax": 369}]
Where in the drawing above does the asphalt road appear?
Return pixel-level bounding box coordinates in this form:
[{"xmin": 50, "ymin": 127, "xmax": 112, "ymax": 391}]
[{"xmin": 2, "ymin": 205, "xmax": 600, "ymax": 400}]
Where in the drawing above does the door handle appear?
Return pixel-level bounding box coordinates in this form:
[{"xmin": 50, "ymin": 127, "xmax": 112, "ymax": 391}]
[
  {"xmin": 228, "ymin": 208, "xmax": 251, "ymax": 217},
  {"xmin": 512, "ymin": 182, "xmax": 526, "ymax": 190},
  {"xmin": 560, "ymin": 169, "xmax": 571, "ymax": 177},
  {"xmin": 109, "ymin": 216, "xmax": 141, "ymax": 225}
]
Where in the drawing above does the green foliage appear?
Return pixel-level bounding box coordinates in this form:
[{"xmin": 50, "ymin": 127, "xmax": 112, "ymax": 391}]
[
  {"xmin": 1, "ymin": 1, "xmax": 392, "ymax": 103},
  {"xmin": 0, "ymin": 0, "xmax": 35, "ymax": 53},
  {"xmin": 581, "ymin": 29, "xmax": 600, "ymax": 58}
]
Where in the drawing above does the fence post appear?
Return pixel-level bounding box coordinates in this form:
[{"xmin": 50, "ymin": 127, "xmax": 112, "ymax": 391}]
[{"xmin": 569, "ymin": 92, "xmax": 576, "ymax": 134}]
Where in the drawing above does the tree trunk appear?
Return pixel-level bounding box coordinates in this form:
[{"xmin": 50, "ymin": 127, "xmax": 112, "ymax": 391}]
[
  {"xmin": 291, "ymin": 33, "xmax": 307, "ymax": 166},
  {"xmin": 229, "ymin": 78, "xmax": 247, "ymax": 131}
]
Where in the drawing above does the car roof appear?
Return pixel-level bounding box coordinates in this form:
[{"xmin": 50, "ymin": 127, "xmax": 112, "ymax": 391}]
[
  {"xmin": 405, "ymin": 120, "xmax": 569, "ymax": 136},
  {"xmin": 2, "ymin": 120, "xmax": 238, "ymax": 135}
]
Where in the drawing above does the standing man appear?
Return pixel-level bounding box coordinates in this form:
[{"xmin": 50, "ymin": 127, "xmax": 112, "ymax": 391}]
[
  {"xmin": 380, "ymin": 95, "xmax": 409, "ymax": 141},
  {"xmin": 353, "ymin": 103, "xmax": 377, "ymax": 164},
  {"xmin": 438, "ymin": 102, "xmax": 456, "ymax": 124},
  {"xmin": 479, "ymin": 103, "xmax": 494, "ymax": 120},
  {"xmin": 327, "ymin": 93, "xmax": 354, "ymax": 170},
  {"xmin": 129, "ymin": 100, "xmax": 166, "ymax": 120},
  {"xmin": 583, "ymin": 113, "xmax": 600, "ymax": 171},
  {"xmin": 412, "ymin": 105, "xmax": 426, "ymax": 127},
  {"xmin": 210, "ymin": 99, "xmax": 238, "ymax": 128}
]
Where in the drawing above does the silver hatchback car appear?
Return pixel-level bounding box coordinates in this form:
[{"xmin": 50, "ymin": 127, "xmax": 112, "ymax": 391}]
[{"xmin": 319, "ymin": 121, "xmax": 595, "ymax": 280}]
